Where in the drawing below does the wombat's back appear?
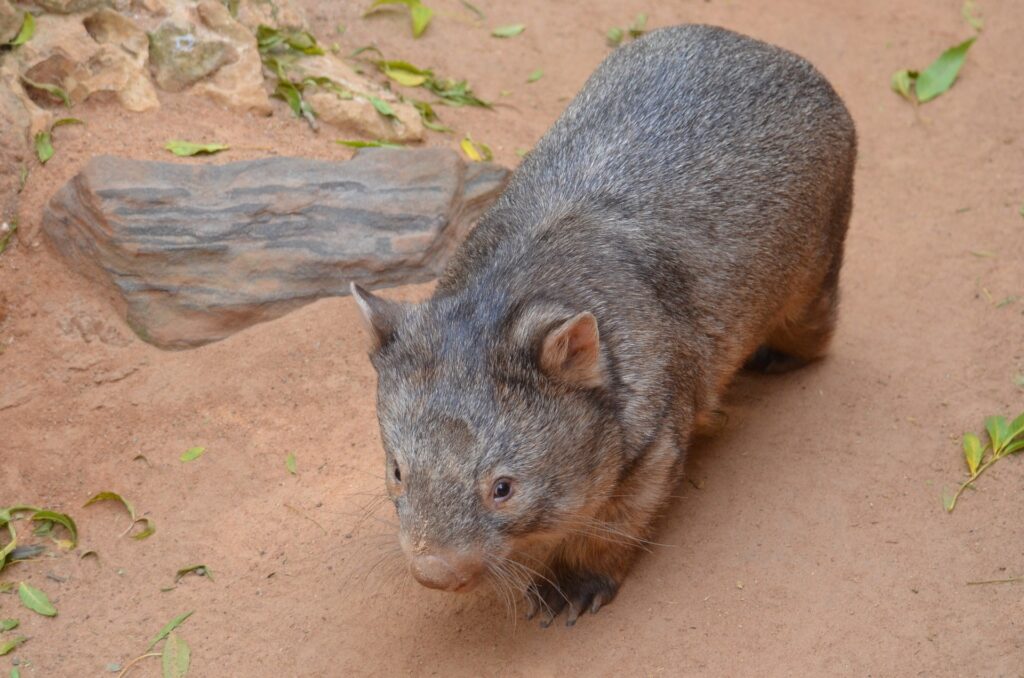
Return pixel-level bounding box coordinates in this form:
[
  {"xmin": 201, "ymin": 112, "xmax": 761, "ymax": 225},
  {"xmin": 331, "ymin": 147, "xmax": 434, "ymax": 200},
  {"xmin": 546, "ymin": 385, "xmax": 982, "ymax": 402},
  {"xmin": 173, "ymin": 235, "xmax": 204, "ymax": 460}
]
[{"xmin": 444, "ymin": 24, "xmax": 856, "ymax": 310}]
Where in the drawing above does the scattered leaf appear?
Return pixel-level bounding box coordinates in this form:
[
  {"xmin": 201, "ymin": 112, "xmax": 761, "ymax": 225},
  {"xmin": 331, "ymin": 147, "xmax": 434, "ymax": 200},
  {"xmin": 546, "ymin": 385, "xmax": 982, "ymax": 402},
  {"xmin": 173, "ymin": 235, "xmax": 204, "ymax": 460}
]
[
  {"xmin": 180, "ymin": 446, "xmax": 206, "ymax": 462},
  {"xmin": 84, "ymin": 491, "xmax": 154, "ymax": 539},
  {"xmin": 9, "ymin": 545, "xmax": 45, "ymax": 562},
  {"xmin": 367, "ymin": 96, "xmax": 397, "ymax": 118},
  {"xmin": 146, "ymin": 611, "xmax": 194, "ymax": 651},
  {"xmin": 628, "ymin": 13, "xmax": 648, "ymax": 38},
  {"xmin": 18, "ymin": 582, "xmax": 56, "ymax": 616},
  {"xmin": 378, "ymin": 59, "xmax": 433, "ymax": 87},
  {"xmin": 527, "ymin": 69, "xmax": 543, "ymax": 83},
  {"xmin": 165, "ymin": 141, "xmax": 229, "ymax": 157},
  {"xmin": 1014, "ymin": 373, "xmax": 1024, "ymax": 389},
  {"xmin": 31, "ymin": 510, "xmax": 78, "ymax": 548},
  {"xmin": 256, "ymin": 25, "xmax": 324, "ymax": 55},
  {"xmin": 0, "ymin": 636, "xmax": 26, "ymax": 656},
  {"xmin": 131, "ymin": 518, "xmax": 156, "ymax": 540},
  {"xmin": 491, "ymin": 24, "xmax": 525, "ymax": 38},
  {"xmin": 336, "ymin": 139, "xmax": 404, "ymax": 148},
  {"xmin": 365, "ymin": 0, "xmax": 433, "ymax": 38},
  {"xmin": 890, "ymin": 69, "xmax": 915, "ymax": 100},
  {"xmin": 410, "ymin": 99, "xmax": 451, "ymax": 132},
  {"xmin": 52, "ymin": 117, "xmax": 83, "ymax": 129},
  {"xmin": 161, "ymin": 631, "xmax": 190, "ymax": 678},
  {"xmin": 460, "ymin": 134, "xmax": 492, "ymax": 162},
  {"xmin": 962, "ymin": 432, "xmax": 984, "ymax": 476},
  {"xmin": 606, "ymin": 27, "xmax": 624, "ymax": 47},
  {"xmin": 915, "ymin": 37, "xmax": 976, "ymax": 103},
  {"xmin": 34, "ymin": 131, "xmax": 53, "ymax": 164},
  {"xmin": 286, "ymin": 453, "xmax": 297, "ymax": 475},
  {"xmin": 20, "ymin": 75, "xmax": 71, "ymax": 107},
  {"xmin": 175, "ymin": 564, "xmax": 212, "ymax": 583},
  {"xmin": 10, "ymin": 12, "xmax": 36, "ymax": 47},
  {"xmin": 0, "ymin": 619, "xmax": 17, "ymax": 632}
]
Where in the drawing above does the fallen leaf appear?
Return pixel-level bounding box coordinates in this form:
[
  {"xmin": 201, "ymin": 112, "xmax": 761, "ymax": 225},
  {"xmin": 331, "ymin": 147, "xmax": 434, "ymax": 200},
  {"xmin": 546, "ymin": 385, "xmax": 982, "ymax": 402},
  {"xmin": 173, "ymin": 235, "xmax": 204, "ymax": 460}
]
[
  {"xmin": 286, "ymin": 453, "xmax": 297, "ymax": 475},
  {"xmin": 628, "ymin": 13, "xmax": 648, "ymax": 38},
  {"xmin": 18, "ymin": 582, "xmax": 56, "ymax": 616},
  {"xmin": 147, "ymin": 611, "xmax": 194, "ymax": 651},
  {"xmin": 20, "ymin": 75, "xmax": 71, "ymax": 107},
  {"xmin": 0, "ymin": 636, "xmax": 26, "ymax": 656},
  {"xmin": 165, "ymin": 141, "xmax": 229, "ymax": 157},
  {"xmin": 460, "ymin": 0, "xmax": 484, "ymax": 19},
  {"xmin": 0, "ymin": 619, "xmax": 17, "ymax": 631},
  {"xmin": 175, "ymin": 564, "xmax": 212, "ymax": 583},
  {"xmin": 34, "ymin": 131, "xmax": 53, "ymax": 164},
  {"xmin": 367, "ymin": 96, "xmax": 397, "ymax": 118},
  {"xmin": 84, "ymin": 491, "xmax": 154, "ymax": 539},
  {"xmin": 606, "ymin": 27, "xmax": 624, "ymax": 47},
  {"xmin": 491, "ymin": 23, "xmax": 525, "ymax": 38},
  {"xmin": 527, "ymin": 69, "xmax": 543, "ymax": 83},
  {"xmin": 31, "ymin": 510, "xmax": 78, "ymax": 548},
  {"xmin": 161, "ymin": 631, "xmax": 190, "ymax": 677},
  {"xmin": 962, "ymin": 0, "xmax": 983, "ymax": 31},
  {"xmin": 890, "ymin": 69, "xmax": 916, "ymax": 100},
  {"xmin": 336, "ymin": 139, "xmax": 404, "ymax": 148},
  {"xmin": 962, "ymin": 432, "xmax": 984, "ymax": 476},
  {"xmin": 915, "ymin": 37, "xmax": 976, "ymax": 103},
  {"xmin": 9, "ymin": 12, "xmax": 35, "ymax": 46},
  {"xmin": 180, "ymin": 446, "xmax": 206, "ymax": 462}
]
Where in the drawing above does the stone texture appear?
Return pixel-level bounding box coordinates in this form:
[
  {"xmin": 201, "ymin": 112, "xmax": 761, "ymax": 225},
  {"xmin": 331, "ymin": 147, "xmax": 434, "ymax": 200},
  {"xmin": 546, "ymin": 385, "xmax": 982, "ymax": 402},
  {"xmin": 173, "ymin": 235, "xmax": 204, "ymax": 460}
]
[
  {"xmin": 14, "ymin": 12, "xmax": 158, "ymax": 112},
  {"xmin": 233, "ymin": 0, "xmax": 304, "ymax": 32},
  {"xmin": 43, "ymin": 149, "xmax": 510, "ymax": 349},
  {"xmin": 31, "ymin": 0, "xmax": 107, "ymax": 13},
  {"xmin": 0, "ymin": 0, "xmax": 22, "ymax": 44},
  {"xmin": 148, "ymin": 18, "xmax": 237, "ymax": 91},
  {"xmin": 190, "ymin": 0, "xmax": 270, "ymax": 114},
  {"xmin": 0, "ymin": 67, "xmax": 33, "ymax": 224}
]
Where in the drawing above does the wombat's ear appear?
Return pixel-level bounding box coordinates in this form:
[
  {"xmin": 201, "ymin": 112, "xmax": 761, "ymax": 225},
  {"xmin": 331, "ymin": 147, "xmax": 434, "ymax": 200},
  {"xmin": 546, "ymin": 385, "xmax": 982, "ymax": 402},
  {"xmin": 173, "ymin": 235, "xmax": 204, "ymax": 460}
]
[
  {"xmin": 539, "ymin": 312, "xmax": 603, "ymax": 388},
  {"xmin": 350, "ymin": 283, "xmax": 406, "ymax": 353}
]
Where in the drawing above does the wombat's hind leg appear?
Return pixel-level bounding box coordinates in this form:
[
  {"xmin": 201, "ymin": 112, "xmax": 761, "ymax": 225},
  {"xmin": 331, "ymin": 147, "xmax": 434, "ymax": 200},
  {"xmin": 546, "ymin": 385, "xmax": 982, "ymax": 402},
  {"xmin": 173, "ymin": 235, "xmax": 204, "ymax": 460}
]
[{"xmin": 745, "ymin": 277, "xmax": 840, "ymax": 374}]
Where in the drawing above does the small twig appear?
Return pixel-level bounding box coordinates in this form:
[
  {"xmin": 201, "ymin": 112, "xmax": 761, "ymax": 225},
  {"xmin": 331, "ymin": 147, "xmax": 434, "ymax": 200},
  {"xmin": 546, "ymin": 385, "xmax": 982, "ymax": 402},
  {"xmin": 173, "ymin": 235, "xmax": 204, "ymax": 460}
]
[
  {"xmin": 946, "ymin": 456, "xmax": 1000, "ymax": 511},
  {"xmin": 967, "ymin": 575, "xmax": 1024, "ymax": 586},
  {"xmin": 284, "ymin": 503, "xmax": 327, "ymax": 534},
  {"xmin": 116, "ymin": 652, "xmax": 161, "ymax": 677}
]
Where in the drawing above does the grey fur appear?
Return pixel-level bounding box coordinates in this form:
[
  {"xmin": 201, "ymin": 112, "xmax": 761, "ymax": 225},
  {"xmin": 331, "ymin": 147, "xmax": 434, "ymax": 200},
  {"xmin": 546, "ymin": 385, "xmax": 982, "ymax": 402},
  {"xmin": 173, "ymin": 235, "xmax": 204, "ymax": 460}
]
[{"xmin": 353, "ymin": 24, "xmax": 856, "ymax": 623}]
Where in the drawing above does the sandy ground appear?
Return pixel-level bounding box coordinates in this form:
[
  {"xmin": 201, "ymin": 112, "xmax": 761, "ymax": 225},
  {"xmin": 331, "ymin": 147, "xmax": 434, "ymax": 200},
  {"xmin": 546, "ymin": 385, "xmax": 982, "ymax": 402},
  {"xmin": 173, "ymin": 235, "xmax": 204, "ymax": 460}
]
[{"xmin": 2, "ymin": 0, "xmax": 1024, "ymax": 675}]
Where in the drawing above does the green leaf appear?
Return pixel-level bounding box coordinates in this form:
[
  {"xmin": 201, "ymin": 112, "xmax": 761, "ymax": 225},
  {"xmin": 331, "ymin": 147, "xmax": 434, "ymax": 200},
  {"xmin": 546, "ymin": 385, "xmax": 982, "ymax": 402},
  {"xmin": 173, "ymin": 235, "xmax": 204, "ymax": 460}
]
[
  {"xmin": 606, "ymin": 27, "xmax": 624, "ymax": 47},
  {"xmin": 34, "ymin": 131, "xmax": 53, "ymax": 164},
  {"xmin": 165, "ymin": 142, "xmax": 229, "ymax": 157},
  {"xmin": 367, "ymin": 96, "xmax": 396, "ymax": 118},
  {"xmin": 527, "ymin": 69, "xmax": 543, "ymax": 83},
  {"xmin": 175, "ymin": 564, "xmax": 212, "ymax": 582},
  {"xmin": 180, "ymin": 446, "xmax": 206, "ymax": 462},
  {"xmin": 84, "ymin": 491, "xmax": 136, "ymax": 520},
  {"xmin": 161, "ymin": 631, "xmax": 190, "ymax": 677},
  {"xmin": 20, "ymin": 76, "xmax": 71, "ymax": 107},
  {"xmin": 0, "ymin": 636, "xmax": 26, "ymax": 656},
  {"xmin": 1005, "ymin": 440, "xmax": 1024, "ymax": 455},
  {"xmin": 10, "ymin": 12, "xmax": 35, "ymax": 46},
  {"xmin": 1006, "ymin": 412, "xmax": 1024, "ymax": 442},
  {"xmin": 915, "ymin": 37, "xmax": 976, "ymax": 103},
  {"xmin": 379, "ymin": 60, "xmax": 433, "ymax": 87},
  {"xmin": 410, "ymin": 3, "xmax": 432, "ymax": 37},
  {"xmin": 146, "ymin": 611, "xmax": 194, "ymax": 651},
  {"xmin": 424, "ymin": 77, "xmax": 490, "ymax": 107},
  {"xmin": 286, "ymin": 453, "xmax": 297, "ymax": 475},
  {"xmin": 941, "ymin": 488, "xmax": 956, "ymax": 512},
  {"xmin": 491, "ymin": 24, "xmax": 525, "ymax": 38},
  {"xmin": 18, "ymin": 582, "xmax": 56, "ymax": 616},
  {"xmin": 962, "ymin": 432, "xmax": 984, "ymax": 476},
  {"xmin": 985, "ymin": 415, "xmax": 1009, "ymax": 454},
  {"xmin": 0, "ymin": 619, "xmax": 17, "ymax": 631},
  {"xmin": 628, "ymin": 13, "xmax": 648, "ymax": 38},
  {"xmin": 31, "ymin": 510, "xmax": 78, "ymax": 548},
  {"xmin": 131, "ymin": 517, "xmax": 156, "ymax": 540},
  {"xmin": 52, "ymin": 117, "xmax": 83, "ymax": 129},
  {"xmin": 336, "ymin": 139, "xmax": 404, "ymax": 148},
  {"xmin": 890, "ymin": 69, "xmax": 916, "ymax": 100},
  {"xmin": 410, "ymin": 99, "xmax": 451, "ymax": 132}
]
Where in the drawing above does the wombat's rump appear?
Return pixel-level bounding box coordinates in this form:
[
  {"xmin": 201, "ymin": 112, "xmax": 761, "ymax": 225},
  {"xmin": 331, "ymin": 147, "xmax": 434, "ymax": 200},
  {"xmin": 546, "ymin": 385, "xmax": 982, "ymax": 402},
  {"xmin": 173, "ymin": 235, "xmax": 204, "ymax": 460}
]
[{"xmin": 352, "ymin": 24, "xmax": 855, "ymax": 625}]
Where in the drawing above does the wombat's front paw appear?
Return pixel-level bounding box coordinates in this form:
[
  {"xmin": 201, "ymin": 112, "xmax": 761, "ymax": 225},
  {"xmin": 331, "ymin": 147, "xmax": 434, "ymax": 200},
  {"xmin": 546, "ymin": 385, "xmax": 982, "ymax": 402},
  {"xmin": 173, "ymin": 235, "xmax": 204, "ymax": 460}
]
[{"xmin": 525, "ymin": 569, "xmax": 620, "ymax": 627}]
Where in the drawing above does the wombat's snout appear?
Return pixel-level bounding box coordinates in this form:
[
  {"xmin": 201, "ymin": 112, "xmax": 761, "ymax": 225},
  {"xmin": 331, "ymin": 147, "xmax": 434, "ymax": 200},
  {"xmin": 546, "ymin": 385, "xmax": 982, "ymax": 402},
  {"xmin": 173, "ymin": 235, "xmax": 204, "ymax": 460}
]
[{"xmin": 409, "ymin": 551, "xmax": 484, "ymax": 592}]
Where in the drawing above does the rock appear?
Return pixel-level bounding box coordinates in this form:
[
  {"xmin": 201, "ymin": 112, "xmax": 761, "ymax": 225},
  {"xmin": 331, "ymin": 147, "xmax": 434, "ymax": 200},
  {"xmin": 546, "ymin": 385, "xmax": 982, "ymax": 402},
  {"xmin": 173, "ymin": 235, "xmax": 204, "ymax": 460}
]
[
  {"xmin": 233, "ymin": 0, "xmax": 304, "ymax": 32},
  {"xmin": 288, "ymin": 54, "xmax": 424, "ymax": 142},
  {"xmin": 14, "ymin": 12, "xmax": 158, "ymax": 112},
  {"xmin": 0, "ymin": 0, "xmax": 22, "ymax": 44},
  {"xmin": 190, "ymin": 0, "xmax": 270, "ymax": 114},
  {"xmin": 43, "ymin": 150, "xmax": 510, "ymax": 349},
  {"xmin": 148, "ymin": 19, "xmax": 237, "ymax": 91},
  {"xmin": 0, "ymin": 63, "xmax": 44, "ymax": 223},
  {"xmin": 31, "ymin": 0, "xmax": 107, "ymax": 13}
]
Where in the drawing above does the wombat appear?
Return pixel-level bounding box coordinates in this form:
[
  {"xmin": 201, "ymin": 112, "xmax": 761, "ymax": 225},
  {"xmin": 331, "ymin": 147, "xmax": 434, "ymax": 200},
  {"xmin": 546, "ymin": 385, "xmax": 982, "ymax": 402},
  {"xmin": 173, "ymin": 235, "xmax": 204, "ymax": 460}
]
[{"xmin": 351, "ymin": 24, "xmax": 855, "ymax": 626}]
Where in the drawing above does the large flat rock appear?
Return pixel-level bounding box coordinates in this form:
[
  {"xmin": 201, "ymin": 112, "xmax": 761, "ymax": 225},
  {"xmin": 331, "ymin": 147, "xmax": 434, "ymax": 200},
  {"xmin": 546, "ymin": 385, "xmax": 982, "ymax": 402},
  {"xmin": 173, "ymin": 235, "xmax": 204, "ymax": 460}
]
[{"xmin": 43, "ymin": 149, "xmax": 509, "ymax": 348}]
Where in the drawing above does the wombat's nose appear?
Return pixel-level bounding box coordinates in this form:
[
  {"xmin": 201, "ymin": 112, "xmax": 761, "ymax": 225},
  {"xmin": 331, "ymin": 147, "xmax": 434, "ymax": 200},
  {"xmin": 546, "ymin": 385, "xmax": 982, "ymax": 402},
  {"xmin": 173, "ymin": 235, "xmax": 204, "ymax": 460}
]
[{"xmin": 410, "ymin": 552, "xmax": 483, "ymax": 592}]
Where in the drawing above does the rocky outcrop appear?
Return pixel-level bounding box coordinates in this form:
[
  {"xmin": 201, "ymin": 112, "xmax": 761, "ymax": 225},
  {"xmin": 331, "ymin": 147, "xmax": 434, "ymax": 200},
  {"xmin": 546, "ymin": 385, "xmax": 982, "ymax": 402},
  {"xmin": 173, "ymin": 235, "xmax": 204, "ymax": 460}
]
[{"xmin": 43, "ymin": 150, "xmax": 510, "ymax": 349}]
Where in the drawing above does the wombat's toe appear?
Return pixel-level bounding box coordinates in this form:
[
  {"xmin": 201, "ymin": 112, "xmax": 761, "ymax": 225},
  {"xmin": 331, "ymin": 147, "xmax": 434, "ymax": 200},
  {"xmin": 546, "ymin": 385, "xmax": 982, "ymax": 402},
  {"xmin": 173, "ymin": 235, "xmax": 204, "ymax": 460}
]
[
  {"xmin": 743, "ymin": 345, "xmax": 808, "ymax": 374},
  {"xmin": 528, "ymin": 571, "xmax": 619, "ymax": 627}
]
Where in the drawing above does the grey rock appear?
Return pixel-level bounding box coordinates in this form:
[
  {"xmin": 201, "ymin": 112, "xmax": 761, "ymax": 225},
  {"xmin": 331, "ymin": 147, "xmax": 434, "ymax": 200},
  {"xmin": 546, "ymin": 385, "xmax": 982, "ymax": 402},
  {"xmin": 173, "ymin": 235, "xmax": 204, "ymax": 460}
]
[
  {"xmin": 43, "ymin": 149, "xmax": 510, "ymax": 349},
  {"xmin": 148, "ymin": 20, "xmax": 236, "ymax": 91}
]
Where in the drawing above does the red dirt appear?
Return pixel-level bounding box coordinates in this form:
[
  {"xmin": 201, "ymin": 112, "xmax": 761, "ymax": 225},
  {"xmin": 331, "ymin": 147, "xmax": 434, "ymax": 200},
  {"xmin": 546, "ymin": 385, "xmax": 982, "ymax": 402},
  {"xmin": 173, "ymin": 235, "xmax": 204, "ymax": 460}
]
[{"xmin": 2, "ymin": 0, "xmax": 1023, "ymax": 675}]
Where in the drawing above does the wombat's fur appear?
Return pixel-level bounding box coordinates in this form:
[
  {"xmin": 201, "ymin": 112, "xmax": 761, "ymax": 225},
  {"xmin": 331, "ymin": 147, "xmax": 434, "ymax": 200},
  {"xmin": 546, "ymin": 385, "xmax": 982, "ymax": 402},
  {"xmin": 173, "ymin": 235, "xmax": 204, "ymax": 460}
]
[{"xmin": 352, "ymin": 24, "xmax": 855, "ymax": 625}]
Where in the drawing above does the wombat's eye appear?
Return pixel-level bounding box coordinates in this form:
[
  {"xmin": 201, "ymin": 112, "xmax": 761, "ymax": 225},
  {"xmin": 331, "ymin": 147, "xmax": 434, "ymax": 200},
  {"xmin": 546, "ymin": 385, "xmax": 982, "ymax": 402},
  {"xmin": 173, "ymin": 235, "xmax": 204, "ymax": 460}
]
[
  {"xmin": 393, "ymin": 465, "xmax": 402, "ymax": 483},
  {"xmin": 492, "ymin": 478, "xmax": 514, "ymax": 502}
]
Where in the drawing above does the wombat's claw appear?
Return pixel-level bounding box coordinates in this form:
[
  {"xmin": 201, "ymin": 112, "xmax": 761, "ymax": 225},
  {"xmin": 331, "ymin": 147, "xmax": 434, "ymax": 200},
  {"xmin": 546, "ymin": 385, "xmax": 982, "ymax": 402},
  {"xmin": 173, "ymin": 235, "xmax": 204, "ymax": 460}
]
[{"xmin": 527, "ymin": 573, "xmax": 618, "ymax": 627}]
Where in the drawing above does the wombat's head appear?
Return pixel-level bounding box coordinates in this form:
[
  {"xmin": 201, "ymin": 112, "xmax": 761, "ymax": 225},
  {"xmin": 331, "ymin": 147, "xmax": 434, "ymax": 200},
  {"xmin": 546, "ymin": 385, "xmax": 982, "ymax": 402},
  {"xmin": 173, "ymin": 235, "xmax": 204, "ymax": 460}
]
[{"xmin": 351, "ymin": 283, "xmax": 623, "ymax": 592}]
